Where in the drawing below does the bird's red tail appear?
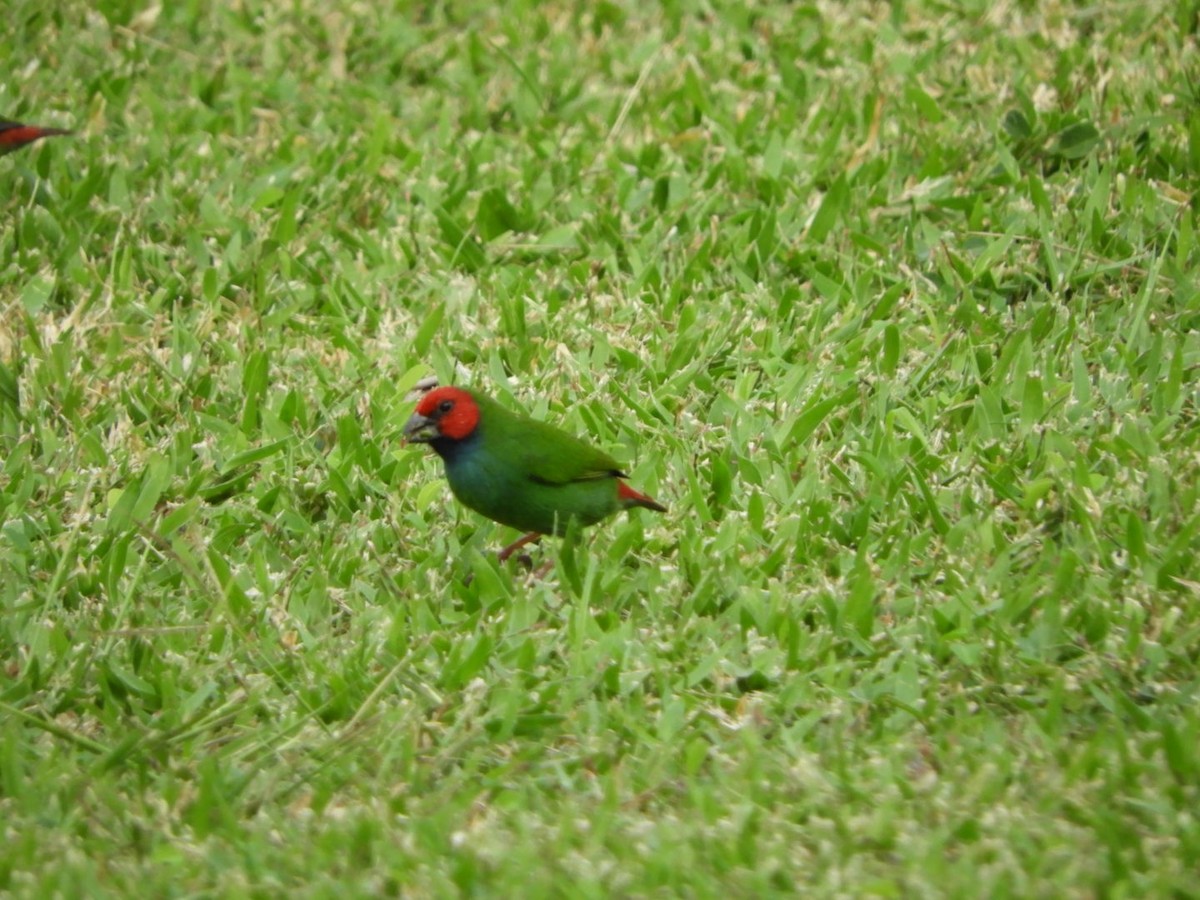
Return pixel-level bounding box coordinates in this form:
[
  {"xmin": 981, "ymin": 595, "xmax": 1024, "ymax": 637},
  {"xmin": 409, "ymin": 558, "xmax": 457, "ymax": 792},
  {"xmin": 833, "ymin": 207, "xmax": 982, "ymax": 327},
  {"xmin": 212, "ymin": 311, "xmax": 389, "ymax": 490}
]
[
  {"xmin": 618, "ymin": 480, "xmax": 667, "ymax": 513},
  {"xmin": 0, "ymin": 122, "xmax": 73, "ymax": 156}
]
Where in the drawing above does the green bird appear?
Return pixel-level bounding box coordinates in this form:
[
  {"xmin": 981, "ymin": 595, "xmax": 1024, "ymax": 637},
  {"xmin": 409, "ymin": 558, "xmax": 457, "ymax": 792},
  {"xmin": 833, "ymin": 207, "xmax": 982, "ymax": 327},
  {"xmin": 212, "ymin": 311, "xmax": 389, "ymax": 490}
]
[{"xmin": 404, "ymin": 386, "xmax": 666, "ymax": 561}]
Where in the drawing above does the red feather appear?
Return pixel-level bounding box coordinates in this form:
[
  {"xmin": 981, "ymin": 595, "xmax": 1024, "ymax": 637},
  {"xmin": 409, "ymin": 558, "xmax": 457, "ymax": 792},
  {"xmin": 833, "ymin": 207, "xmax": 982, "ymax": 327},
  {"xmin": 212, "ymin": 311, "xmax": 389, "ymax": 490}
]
[
  {"xmin": 618, "ymin": 480, "xmax": 667, "ymax": 512},
  {"xmin": 0, "ymin": 121, "xmax": 72, "ymax": 155},
  {"xmin": 414, "ymin": 386, "xmax": 480, "ymax": 440}
]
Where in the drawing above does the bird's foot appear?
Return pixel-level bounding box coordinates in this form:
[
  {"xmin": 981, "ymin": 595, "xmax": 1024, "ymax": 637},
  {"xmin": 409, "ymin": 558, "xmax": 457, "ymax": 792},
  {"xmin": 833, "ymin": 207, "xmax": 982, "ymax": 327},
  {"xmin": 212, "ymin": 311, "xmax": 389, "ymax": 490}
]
[{"xmin": 498, "ymin": 532, "xmax": 541, "ymax": 564}]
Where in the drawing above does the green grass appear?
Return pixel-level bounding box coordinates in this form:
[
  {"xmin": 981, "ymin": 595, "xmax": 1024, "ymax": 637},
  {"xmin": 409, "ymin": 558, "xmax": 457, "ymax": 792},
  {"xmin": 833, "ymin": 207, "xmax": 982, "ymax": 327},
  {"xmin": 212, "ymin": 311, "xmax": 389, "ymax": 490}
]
[{"xmin": 3, "ymin": 0, "xmax": 1199, "ymax": 894}]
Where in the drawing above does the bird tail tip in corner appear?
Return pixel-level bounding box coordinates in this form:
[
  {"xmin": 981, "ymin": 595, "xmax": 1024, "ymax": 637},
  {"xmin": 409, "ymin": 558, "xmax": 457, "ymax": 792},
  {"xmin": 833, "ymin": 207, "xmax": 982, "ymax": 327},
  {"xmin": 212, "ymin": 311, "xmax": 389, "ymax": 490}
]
[{"xmin": 618, "ymin": 481, "xmax": 667, "ymax": 513}]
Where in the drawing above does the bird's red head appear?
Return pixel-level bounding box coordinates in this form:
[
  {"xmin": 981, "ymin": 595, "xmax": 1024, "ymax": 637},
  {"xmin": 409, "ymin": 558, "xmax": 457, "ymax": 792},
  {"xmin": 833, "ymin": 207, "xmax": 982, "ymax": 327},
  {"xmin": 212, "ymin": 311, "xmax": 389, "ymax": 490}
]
[{"xmin": 404, "ymin": 386, "xmax": 480, "ymax": 443}]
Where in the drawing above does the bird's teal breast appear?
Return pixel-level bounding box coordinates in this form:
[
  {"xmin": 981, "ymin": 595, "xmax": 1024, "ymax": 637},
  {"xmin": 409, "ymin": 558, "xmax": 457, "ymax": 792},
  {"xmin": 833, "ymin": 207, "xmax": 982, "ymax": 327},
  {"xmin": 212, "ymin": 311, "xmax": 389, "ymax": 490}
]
[{"xmin": 443, "ymin": 439, "xmax": 617, "ymax": 535}]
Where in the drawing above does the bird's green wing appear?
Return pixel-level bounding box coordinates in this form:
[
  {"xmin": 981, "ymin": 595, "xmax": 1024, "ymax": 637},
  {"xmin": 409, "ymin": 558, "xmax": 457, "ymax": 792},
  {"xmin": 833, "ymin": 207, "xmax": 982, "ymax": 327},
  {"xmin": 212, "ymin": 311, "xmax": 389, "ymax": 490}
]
[
  {"xmin": 521, "ymin": 418, "xmax": 625, "ymax": 484},
  {"xmin": 477, "ymin": 393, "xmax": 625, "ymax": 485}
]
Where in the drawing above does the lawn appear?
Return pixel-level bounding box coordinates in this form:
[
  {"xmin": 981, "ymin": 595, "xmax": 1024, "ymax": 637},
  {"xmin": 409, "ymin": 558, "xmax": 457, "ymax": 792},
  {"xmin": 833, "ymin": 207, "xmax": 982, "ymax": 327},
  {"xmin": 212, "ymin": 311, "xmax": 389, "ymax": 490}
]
[{"xmin": 2, "ymin": 0, "xmax": 1198, "ymax": 895}]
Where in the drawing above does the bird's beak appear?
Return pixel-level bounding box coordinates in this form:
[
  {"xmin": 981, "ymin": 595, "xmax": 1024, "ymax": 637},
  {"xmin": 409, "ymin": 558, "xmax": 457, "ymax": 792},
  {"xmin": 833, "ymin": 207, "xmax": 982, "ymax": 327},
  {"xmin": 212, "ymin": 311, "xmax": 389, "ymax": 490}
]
[{"xmin": 403, "ymin": 413, "xmax": 439, "ymax": 444}]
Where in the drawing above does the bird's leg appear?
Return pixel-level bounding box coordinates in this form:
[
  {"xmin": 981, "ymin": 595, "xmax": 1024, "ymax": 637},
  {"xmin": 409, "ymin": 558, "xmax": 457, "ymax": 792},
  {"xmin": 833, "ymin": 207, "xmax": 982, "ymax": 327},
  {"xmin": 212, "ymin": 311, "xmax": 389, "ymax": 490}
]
[{"xmin": 498, "ymin": 532, "xmax": 541, "ymax": 564}]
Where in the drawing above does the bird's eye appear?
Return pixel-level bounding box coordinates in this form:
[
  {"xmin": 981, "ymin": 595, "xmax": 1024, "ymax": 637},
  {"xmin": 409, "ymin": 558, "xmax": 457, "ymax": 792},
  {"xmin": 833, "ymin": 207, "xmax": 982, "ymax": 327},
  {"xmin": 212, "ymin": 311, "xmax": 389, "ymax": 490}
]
[{"xmin": 438, "ymin": 399, "xmax": 454, "ymax": 414}]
